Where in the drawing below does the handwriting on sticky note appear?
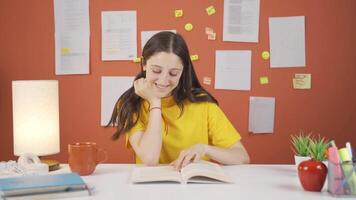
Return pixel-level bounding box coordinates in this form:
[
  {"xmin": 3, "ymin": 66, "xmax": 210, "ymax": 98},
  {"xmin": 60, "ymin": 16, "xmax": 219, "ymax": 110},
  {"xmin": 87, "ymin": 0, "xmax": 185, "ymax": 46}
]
[
  {"xmin": 190, "ymin": 54, "xmax": 199, "ymax": 61},
  {"xmin": 205, "ymin": 27, "xmax": 216, "ymax": 40},
  {"xmin": 260, "ymin": 76, "xmax": 269, "ymax": 85},
  {"xmin": 175, "ymin": 9, "xmax": 183, "ymax": 18},
  {"xmin": 203, "ymin": 77, "xmax": 212, "ymax": 85},
  {"xmin": 208, "ymin": 32, "xmax": 216, "ymax": 40},
  {"xmin": 293, "ymin": 74, "xmax": 311, "ymax": 89},
  {"xmin": 205, "ymin": 27, "xmax": 214, "ymax": 35},
  {"xmin": 206, "ymin": 6, "xmax": 216, "ymax": 16}
]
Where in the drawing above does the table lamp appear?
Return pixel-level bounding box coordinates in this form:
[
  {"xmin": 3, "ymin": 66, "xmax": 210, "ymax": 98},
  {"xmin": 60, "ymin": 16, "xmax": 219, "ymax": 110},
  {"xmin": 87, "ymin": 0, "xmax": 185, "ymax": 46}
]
[{"xmin": 12, "ymin": 80, "xmax": 60, "ymax": 171}]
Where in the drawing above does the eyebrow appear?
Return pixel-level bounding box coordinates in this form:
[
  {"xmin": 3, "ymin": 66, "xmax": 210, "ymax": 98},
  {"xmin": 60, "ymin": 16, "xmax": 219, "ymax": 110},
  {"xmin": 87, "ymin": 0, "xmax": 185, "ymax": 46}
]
[{"xmin": 150, "ymin": 64, "xmax": 183, "ymax": 71}]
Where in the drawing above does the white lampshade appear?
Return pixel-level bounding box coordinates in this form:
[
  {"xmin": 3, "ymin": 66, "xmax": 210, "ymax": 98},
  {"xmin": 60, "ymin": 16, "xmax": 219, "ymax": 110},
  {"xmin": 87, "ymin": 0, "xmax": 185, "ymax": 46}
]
[{"xmin": 12, "ymin": 80, "xmax": 60, "ymax": 156}]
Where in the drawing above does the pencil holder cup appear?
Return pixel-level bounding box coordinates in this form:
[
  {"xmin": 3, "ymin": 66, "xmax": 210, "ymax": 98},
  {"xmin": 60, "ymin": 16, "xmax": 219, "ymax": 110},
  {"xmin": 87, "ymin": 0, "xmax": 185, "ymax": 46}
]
[{"xmin": 328, "ymin": 161, "xmax": 356, "ymax": 196}]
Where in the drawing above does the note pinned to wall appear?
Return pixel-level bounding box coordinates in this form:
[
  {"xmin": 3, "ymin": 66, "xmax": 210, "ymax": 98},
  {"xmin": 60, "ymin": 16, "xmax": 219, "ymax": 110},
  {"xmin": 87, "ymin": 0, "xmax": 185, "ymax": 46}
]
[
  {"xmin": 269, "ymin": 16, "xmax": 306, "ymax": 68},
  {"xmin": 184, "ymin": 23, "xmax": 193, "ymax": 31},
  {"xmin": 101, "ymin": 76, "xmax": 135, "ymax": 126},
  {"xmin": 205, "ymin": 27, "xmax": 216, "ymax": 40},
  {"xmin": 101, "ymin": 11, "xmax": 137, "ymax": 61},
  {"xmin": 190, "ymin": 54, "xmax": 199, "ymax": 61},
  {"xmin": 215, "ymin": 50, "xmax": 251, "ymax": 91},
  {"xmin": 223, "ymin": 0, "xmax": 260, "ymax": 43},
  {"xmin": 141, "ymin": 30, "xmax": 176, "ymax": 50},
  {"xmin": 203, "ymin": 76, "xmax": 212, "ymax": 85},
  {"xmin": 133, "ymin": 57, "xmax": 141, "ymax": 63},
  {"xmin": 54, "ymin": 0, "xmax": 90, "ymax": 75},
  {"xmin": 174, "ymin": 9, "xmax": 183, "ymax": 18},
  {"xmin": 259, "ymin": 76, "xmax": 269, "ymax": 85},
  {"xmin": 293, "ymin": 73, "xmax": 311, "ymax": 89},
  {"xmin": 248, "ymin": 96, "xmax": 275, "ymax": 134},
  {"xmin": 206, "ymin": 6, "xmax": 216, "ymax": 16}
]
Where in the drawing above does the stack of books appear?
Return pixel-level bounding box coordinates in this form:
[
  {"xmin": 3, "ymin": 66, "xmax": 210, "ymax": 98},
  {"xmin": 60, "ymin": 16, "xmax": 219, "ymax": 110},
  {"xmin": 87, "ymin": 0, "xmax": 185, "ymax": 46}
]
[{"xmin": 0, "ymin": 173, "xmax": 91, "ymax": 200}]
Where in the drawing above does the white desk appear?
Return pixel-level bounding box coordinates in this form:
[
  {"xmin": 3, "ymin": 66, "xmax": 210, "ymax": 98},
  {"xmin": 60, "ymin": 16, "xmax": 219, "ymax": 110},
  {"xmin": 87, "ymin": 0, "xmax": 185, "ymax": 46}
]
[{"xmin": 55, "ymin": 164, "xmax": 350, "ymax": 200}]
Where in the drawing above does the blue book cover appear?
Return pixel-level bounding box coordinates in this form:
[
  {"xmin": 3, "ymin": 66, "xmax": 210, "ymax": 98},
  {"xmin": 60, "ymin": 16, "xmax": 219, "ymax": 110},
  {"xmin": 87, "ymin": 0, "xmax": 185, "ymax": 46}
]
[{"xmin": 0, "ymin": 173, "xmax": 86, "ymax": 197}]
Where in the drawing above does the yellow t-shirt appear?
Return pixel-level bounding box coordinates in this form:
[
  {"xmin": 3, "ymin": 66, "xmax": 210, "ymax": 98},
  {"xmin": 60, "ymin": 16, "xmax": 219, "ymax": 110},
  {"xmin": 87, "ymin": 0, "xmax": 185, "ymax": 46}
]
[{"xmin": 126, "ymin": 95, "xmax": 241, "ymax": 164}]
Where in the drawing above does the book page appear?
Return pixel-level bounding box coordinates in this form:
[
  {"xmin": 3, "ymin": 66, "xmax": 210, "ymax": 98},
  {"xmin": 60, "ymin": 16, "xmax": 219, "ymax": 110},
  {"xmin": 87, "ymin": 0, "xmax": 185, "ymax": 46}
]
[
  {"xmin": 130, "ymin": 166, "xmax": 182, "ymax": 183},
  {"xmin": 180, "ymin": 161, "xmax": 232, "ymax": 184}
]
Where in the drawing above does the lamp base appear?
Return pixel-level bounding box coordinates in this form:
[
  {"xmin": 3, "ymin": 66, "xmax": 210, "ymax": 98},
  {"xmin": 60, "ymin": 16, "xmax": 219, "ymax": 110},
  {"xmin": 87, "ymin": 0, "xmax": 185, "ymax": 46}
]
[{"xmin": 41, "ymin": 159, "xmax": 60, "ymax": 171}]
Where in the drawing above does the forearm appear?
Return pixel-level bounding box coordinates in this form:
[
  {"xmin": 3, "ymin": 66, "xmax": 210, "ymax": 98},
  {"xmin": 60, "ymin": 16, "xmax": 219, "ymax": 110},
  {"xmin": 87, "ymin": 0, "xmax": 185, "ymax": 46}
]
[
  {"xmin": 205, "ymin": 143, "xmax": 250, "ymax": 165},
  {"xmin": 135, "ymin": 104, "xmax": 162, "ymax": 165}
]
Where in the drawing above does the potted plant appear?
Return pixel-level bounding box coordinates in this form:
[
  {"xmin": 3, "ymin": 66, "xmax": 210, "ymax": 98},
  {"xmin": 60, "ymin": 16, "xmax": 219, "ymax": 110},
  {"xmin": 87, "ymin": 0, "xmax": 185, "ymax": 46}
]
[
  {"xmin": 298, "ymin": 136, "xmax": 330, "ymax": 192},
  {"xmin": 291, "ymin": 131, "xmax": 312, "ymax": 167}
]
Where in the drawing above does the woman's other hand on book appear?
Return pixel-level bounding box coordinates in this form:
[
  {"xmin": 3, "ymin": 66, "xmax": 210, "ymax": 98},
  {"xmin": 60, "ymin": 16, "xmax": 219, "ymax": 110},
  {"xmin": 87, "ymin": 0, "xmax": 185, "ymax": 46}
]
[{"xmin": 170, "ymin": 144, "xmax": 207, "ymax": 170}]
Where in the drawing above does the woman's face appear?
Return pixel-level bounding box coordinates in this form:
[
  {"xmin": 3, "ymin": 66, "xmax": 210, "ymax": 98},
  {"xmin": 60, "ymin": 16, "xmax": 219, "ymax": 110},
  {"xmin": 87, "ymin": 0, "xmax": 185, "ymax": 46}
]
[{"xmin": 143, "ymin": 52, "xmax": 184, "ymax": 98}]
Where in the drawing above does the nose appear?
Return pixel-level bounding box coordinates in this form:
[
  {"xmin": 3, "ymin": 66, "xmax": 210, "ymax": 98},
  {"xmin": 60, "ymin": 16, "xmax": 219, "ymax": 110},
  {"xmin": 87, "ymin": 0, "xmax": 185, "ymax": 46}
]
[{"xmin": 156, "ymin": 73, "xmax": 170, "ymax": 85}]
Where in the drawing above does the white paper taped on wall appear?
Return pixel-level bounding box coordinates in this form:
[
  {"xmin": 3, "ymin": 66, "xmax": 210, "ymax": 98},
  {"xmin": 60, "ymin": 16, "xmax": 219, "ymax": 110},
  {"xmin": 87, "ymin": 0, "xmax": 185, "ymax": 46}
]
[{"xmin": 248, "ymin": 96, "xmax": 275, "ymax": 134}]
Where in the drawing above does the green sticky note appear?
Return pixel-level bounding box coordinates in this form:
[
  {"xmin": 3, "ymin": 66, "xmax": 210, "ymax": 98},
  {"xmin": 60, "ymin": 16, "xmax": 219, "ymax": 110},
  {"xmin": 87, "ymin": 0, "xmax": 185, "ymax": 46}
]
[{"xmin": 260, "ymin": 76, "xmax": 269, "ymax": 85}]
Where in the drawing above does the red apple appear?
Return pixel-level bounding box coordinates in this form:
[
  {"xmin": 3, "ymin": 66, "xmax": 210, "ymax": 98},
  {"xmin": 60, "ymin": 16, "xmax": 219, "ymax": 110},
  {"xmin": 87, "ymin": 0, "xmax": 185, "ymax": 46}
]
[{"xmin": 298, "ymin": 159, "xmax": 328, "ymax": 191}]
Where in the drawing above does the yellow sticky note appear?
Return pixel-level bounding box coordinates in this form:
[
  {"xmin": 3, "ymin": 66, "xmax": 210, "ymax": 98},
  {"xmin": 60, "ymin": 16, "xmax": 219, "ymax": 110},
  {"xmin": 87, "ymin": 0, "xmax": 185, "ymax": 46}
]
[
  {"xmin": 293, "ymin": 74, "xmax": 311, "ymax": 89},
  {"xmin": 190, "ymin": 54, "xmax": 199, "ymax": 61},
  {"xmin": 207, "ymin": 33, "xmax": 216, "ymax": 40},
  {"xmin": 260, "ymin": 76, "xmax": 269, "ymax": 85},
  {"xmin": 206, "ymin": 6, "xmax": 216, "ymax": 16},
  {"xmin": 61, "ymin": 48, "xmax": 70, "ymax": 55},
  {"xmin": 185, "ymin": 23, "xmax": 193, "ymax": 31},
  {"xmin": 175, "ymin": 9, "xmax": 183, "ymax": 18},
  {"xmin": 262, "ymin": 51, "xmax": 270, "ymax": 60},
  {"xmin": 133, "ymin": 57, "xmax": 141, "ymax": 63},
  {"xmin": 203, "ymin": 77, "xmax": 212, "ymax": 85}
]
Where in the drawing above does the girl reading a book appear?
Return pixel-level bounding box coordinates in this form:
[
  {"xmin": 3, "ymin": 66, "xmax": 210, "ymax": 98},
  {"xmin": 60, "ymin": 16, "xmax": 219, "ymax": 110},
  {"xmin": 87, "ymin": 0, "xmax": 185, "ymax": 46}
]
[{"xmin": 108, "ymin": 31, "xmax": 250, "ymax": 170}]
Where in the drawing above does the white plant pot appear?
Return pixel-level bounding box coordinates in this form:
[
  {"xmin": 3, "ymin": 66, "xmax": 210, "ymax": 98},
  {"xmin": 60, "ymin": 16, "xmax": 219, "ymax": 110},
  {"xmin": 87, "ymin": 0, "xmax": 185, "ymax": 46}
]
[
  {"xmin": 323, "ymin": 160, "xmax": 328, "ymax": 168},
  {"xmin": 294, "ymin": 155, "xmax": 311, "ymax": 168}
]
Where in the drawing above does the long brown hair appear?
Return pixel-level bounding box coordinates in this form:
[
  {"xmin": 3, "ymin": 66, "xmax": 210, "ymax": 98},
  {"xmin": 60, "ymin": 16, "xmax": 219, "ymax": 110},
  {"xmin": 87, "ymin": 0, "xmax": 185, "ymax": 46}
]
[{"xmin": 107, "ymin": 31, "xmax": 218, "ymax": 140}]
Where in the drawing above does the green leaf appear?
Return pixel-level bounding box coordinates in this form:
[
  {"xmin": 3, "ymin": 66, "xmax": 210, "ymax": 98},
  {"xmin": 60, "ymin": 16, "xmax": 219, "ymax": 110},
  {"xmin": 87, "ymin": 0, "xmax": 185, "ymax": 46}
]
[
  {"xmin": 308, "ymin": 135, "xmax": 330, "ymax": 161},
  {"xmin": 290, "ymin": 131, "xmax": 312, "ymax": 157}
]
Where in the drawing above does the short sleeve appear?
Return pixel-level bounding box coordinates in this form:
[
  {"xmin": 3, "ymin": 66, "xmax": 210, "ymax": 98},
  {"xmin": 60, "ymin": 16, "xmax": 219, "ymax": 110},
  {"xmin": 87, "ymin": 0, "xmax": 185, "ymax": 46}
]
[
  {"xmin": 207, "ymin": 103, "xmax": 241, "ymax": 148},
  {"xmin": 125, "ymin": 114, "xmax": 147, "ymax": 149}
]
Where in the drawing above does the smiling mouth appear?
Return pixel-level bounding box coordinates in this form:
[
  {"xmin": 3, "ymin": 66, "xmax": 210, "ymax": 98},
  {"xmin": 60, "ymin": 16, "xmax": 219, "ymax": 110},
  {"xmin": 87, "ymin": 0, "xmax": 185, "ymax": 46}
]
[{"xmin": 155, "ymin": 83, "xmax": 170, "ymax": 89}]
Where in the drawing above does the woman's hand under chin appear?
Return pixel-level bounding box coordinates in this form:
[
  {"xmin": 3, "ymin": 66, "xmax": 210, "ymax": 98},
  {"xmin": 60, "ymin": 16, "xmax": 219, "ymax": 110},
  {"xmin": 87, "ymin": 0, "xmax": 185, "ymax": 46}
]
[{"xmin": 134, "ymin": 78, "xmax": 161, "ymax": 105}]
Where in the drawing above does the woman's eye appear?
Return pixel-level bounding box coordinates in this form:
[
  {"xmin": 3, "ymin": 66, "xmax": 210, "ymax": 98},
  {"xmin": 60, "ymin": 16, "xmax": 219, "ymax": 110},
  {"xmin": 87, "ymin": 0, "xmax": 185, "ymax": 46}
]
[
  {"xmin": 152, "ymin": 69, "xmax": 161, "ymax": 73},
  {"xmin": 169, "ymin": 72, "xmax": 178, "ymax": 77}
]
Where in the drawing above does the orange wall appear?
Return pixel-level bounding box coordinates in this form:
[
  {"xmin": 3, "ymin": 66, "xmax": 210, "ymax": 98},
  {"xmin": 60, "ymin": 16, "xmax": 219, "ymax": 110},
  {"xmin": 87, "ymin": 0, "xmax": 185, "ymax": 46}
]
[{"xmin": 1, "ymin": 0, "xmax": 355, "ymax": 164}]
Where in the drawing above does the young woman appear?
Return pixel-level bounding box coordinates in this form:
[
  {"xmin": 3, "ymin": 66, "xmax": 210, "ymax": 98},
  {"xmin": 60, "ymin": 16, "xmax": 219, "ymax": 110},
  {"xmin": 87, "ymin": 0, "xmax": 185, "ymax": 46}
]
[{"xmin": 108, "ymin": 31, "xmax": 250, "ymax": 169}]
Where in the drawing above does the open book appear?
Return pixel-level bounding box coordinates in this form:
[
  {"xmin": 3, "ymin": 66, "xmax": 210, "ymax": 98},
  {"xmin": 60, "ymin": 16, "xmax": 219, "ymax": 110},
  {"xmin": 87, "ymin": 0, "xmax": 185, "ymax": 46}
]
[{"xmin": 130, "ymin": 160, "xmax": 233, "ymax": 184}]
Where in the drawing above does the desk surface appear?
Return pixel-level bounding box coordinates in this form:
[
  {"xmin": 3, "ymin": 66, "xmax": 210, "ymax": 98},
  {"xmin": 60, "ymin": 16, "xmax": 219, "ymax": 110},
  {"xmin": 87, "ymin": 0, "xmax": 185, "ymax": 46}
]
[{"xmin": 54, "ymin": 164, "xmax": 350, "ymax": 200}]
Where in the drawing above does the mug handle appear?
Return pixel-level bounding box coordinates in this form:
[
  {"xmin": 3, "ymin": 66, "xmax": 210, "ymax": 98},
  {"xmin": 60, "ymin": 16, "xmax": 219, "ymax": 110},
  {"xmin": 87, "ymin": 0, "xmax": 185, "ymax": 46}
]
[{"xmin": 97, "ymin": 148, "xmax": 108, "ymax": 164}]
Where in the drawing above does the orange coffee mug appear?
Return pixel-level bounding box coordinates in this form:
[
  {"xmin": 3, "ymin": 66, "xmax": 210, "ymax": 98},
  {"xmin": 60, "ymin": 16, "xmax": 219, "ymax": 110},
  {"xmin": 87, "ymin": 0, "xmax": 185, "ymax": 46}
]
[{"xmin": 68, "ymin": 142, "xmax": 107, "ymax": 176}]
